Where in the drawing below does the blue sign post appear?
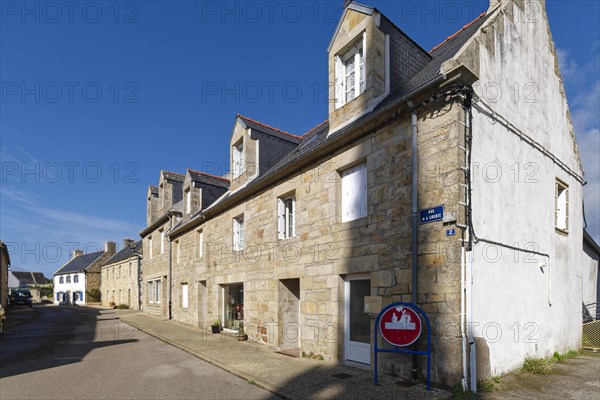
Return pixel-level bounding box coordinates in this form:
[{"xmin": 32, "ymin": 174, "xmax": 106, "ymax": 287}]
[{"xmin": 373, "ymin": 302, "xmax": 431, "ymax": 390}]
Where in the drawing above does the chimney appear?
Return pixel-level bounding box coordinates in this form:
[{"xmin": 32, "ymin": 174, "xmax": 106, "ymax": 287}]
[
  {"xmin": 73, "ymin": 249, "xmax": 83, "ymax": 258},
  {"xmin": 123, "ymin": 238, "xmax": 135, "ymax": 249},
  {"xmin": 105, "ymin": 241, "xmax": 117, "ymax": 255}
]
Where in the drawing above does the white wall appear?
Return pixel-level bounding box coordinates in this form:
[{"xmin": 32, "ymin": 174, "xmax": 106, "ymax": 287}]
[
  {"xmin": 582, "ymin": 250, "xmax": 598, "ymax": 307},
  {"xmin": 466, "ymin": 1, "xmax": 584, "ymax": 376},
  {"xmin": 54, "ymin": 273, "xmax": 86, "ymax": 305}
]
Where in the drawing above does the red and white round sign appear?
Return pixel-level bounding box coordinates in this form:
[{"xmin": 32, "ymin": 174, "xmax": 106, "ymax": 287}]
[{"xmin": 378, "ymin": 305, "xmax": 422, "ymax": 347}]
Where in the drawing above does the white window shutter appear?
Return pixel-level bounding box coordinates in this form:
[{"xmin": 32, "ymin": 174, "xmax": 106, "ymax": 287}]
[
  {"xmin": 291, "ymin": 198, "xmax": 296, "ymax": 237},
  {"xmin": 233, "ymin": 219, "xmax": 238, "ymax": 250},
  {"xmin": 335, "ymin": 56, "xmax": 344, "ymax": 108},
  {"xmin": 278, "ymin": 199, "xmax": 285, "ymax": 239}
]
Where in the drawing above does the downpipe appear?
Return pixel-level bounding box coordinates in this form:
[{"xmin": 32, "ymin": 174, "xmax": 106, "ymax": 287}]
[{"xmin": 411, "ymin": 111, "xmax": 419, "ymax": 379}]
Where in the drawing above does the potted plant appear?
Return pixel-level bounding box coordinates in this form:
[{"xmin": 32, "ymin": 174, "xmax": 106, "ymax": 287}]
[
  {"xmin": 211, "ymin": 319, "xmax": 221, "ymax": 334},
  {"xmin": 236, "ymin": 323, "xmax": 247, "ymax": 341}
]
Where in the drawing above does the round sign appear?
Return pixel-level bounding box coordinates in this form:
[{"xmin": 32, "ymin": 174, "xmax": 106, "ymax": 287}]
[{"xmin": 378, "ymin": 305, "xmax": 422, "ymax": 347}]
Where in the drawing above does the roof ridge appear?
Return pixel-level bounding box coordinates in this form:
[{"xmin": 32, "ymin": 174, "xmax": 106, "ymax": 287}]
[
  {"xmin": 187, "ymin": 168, "xmax": 230, "ymax": 182},
  {"xmin": 429, "ymin": 12, "xmax": 487, "ymax": 54},
  {"xmin": 163, "ymin": 170, "xmax": 185, "ymax": 177},
  {"xmin": 236, "ymin": 114, "xmax": 303, "ymax": 139},
  {"xmin": 303, "ymin": 119, "xmax": 329, "ymax": 137}
]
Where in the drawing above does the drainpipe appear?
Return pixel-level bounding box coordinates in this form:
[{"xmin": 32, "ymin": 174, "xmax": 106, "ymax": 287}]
[
  {"xmin": 411, "ymin": 111, "xmax": 419, "ymax": 379},
  {"xmin": 167, "ymin": 214, "xmax": 174, "ymax": 320}
]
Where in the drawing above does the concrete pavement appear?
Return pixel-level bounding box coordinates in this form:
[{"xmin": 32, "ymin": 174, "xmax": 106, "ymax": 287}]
[{"xmin": 117, "ymin": 310, "xmax": 450, "ymax": 400}]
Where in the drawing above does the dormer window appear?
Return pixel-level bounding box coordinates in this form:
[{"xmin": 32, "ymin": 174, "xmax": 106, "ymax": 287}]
[
  {"xmin": 233, "ymin": 140, "xmax": 245, "ymax": 179},
  {"xmin": 343, "ymin": 45, "xmax": 365, "ymax": 103},
  {"xmin": 185, "ymin": 188, "xmax": 191, "ymax": 214},
  {"xmin": 335, "ymin": 34, "xmax": 366, "ymax": 108}
]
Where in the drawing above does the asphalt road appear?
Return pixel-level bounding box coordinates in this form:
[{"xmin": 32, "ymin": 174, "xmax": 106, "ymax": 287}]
[{"xmin": 0, "ymin": 305, "xmax": 278, "ymax": 400}]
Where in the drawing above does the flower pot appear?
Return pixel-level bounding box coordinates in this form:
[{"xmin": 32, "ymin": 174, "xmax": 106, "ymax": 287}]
[
  {"xmin": 211, "ymin": 326, "xmax": 221, "ymax": 334},
  {"xmin": 236, "ymin": 334, "xmax": 248, "ymax": 341}
]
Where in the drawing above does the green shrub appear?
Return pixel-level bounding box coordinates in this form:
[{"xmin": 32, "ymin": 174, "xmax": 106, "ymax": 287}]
[
  {"xmin": 478, "ymin": 376, "xmax": 501, "ymax": 392},
  {"xmin": 115, "ymin": 304, "xmax": 129, "ymax": 309}
]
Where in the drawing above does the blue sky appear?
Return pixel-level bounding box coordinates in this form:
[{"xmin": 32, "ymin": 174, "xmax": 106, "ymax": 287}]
[{"xmin": 1, "ymin": 1, "xmax": 598, "ymax": 278}]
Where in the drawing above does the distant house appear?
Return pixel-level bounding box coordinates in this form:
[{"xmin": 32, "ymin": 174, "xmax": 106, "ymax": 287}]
[
  {"xmin": 53, "ymin": 242, "xmax": 116, "ymax": 305},
  {"xmin": 0, "ymin": 241, "xmax": 10, "ymax": 309},
  {"xmin": 8, "ymin": 271, "xmax": 48, "ymax": 289},
  {"xmin": 101, "ymin": 239, "xmax": 142, "ymax": 309}
]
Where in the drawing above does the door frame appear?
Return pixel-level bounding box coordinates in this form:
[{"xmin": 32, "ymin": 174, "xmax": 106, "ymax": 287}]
[{"xmin": 344, "ymin": 273, "xmax": 371, "ymax": 364}]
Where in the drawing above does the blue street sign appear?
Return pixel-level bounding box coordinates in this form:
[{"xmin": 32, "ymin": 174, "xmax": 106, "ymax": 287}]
[
  {"xmin": 446, "ymin": 228, "xmax": 456, "ymax": 236},
  {"xmin": 420, "ymin": 205, "xmax": 444, "ymax": 224}
]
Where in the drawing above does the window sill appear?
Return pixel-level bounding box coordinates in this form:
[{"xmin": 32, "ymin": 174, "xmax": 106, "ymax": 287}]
[{"xmin": 555, "ymin": 227, "xmax": 569, "ymax": 236}]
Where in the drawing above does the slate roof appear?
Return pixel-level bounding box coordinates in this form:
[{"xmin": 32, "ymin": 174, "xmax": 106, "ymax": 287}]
[
  {"xmin": 102, "ymin": 240, "xmax": 142, "ymax": 267},
  {"xmin": 162, "ymin": 170, "xmax": 185, "ymax": 182},
  {"xmin": 11, "ymin": 271, "xmax": 47, "ymax": 285},
  {"xmin": 187, "ymin": 169, "xmax": 230, "ymax": 189},
  {"xmin": 55, "ymin": 251, "xmax": 104, "ymax": 275},
  {"xmin": 170, "ymin": 7, "xmax": 493, "ymax": 235},
  {"xmin": 237, "ymin": 114, "xmax": 303, "ymax": 143}
]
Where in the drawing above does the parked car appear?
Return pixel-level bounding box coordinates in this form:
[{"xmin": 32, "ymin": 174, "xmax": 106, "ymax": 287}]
[
  {"xmin": 0, "ymin": 304, "xmax": 5, "ymax": 333},
  {"xmin": 9, "ymin": 290, "xmax": 33, "ymax": 307}
]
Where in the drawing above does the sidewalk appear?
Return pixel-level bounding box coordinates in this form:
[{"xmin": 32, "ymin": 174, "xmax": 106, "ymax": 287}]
[{"xmin": 117, "ymin": 311, "xmax": 451, "ymax": 400}]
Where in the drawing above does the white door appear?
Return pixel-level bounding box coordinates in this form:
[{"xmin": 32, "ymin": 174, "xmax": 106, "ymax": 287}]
[{"xmin": 344, "ymin": 274, "xmax": 371, "ymax": 364}]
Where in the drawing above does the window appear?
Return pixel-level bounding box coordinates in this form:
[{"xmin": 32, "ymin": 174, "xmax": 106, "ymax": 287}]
[
  {"xmin": 185, "ymin": 188, "xmax": 191, "ymax": 214},
  {"xmin": 148, "ymin": 236, "xmax": 153, "ymax": 258},
  {"xmin": 74, "ymin": 275, "xmax": 79, "ymax": 283},
  {"xmin": 341, "ymin": 162, "xmax": 368, "ymax": 223},
  {"xmin": 278, "ymin": 195, "xmax": 296, "ymax": 239},
  {"xmin": 233, "ymin": 215, "xmax": 245, "ymax": 251},
  {"xmin": 181, "ymin": 283, "xmax": 189, "ymax": 309},
  {"xmin": 555, "ymin": 179, "xmax": 569, "ymax": 232},
  {"xmin": 147, "ymin": 281, "xmax": 153, "ymax": 303},
  {"xmin": 174, "ymin": 240, "xmax": 180, "ymax": 263},
  {"xmin": 196, "ymin": 229, "xmax": 204, "ymax": 259},
  {"xmin": 148, "ymin": 279, "xmax": 162, "ymax": 304},
  {"xmin": 59, "ymin": 276, "xmax": 64, "ymax": 284},
  {"xmin": 129, "ymin": 262, "xmax": 132, "ymax": 277},
  {"xmin": 233, "ymin": 140, "xmax": 245, "ymax": 179},
  {"xmin": 336, "ymin": 36, "xmax": 366, "ymax": 108},
  {"xmin": 66, "ymin": 275, "xmax": 71, "ymax": 283},
  {"xmin": 160, "ymin": 229, "xmax": 165, "ymax": 254}
]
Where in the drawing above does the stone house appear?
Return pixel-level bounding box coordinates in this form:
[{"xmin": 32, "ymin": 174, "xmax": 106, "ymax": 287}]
[
  {"xmin": 100, "ymin": 239, "xmax": 142, "ymax": 309},
  {"xmin": 54, "ymin": 242, "xmax": 116, "ymax": 305},
  {"xmin": 140, "ymin": 0, "xmax": 587, "ymax": 389},
  {"xmin": 0, "ymin": 241, "xmax": 10, "ymax": 309}
]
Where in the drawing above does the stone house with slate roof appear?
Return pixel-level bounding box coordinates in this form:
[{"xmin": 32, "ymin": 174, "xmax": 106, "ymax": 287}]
[
  {"xmin": 140, "ymin": 0, "xmax": 588, "ymax": 389},
  {"xmin": 101, "ymin": 239, "xmax": 142, "ymax": 309},
  {"xmin": 54, "ymin": 242, "xmax": 116, "ymax": 305},
  {"xmin": 8, "ymin": 271, "xmax": 47, "ymax": 289}
]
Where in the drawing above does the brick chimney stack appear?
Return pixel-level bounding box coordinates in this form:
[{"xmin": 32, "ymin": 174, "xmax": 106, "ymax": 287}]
[
  {"xmin": 123, "ymin": 239, "xmax": 135, "ymax": 249},
  {"xmin": 73, "ymin": 249, "xmax": 83, "ymax": 258}
]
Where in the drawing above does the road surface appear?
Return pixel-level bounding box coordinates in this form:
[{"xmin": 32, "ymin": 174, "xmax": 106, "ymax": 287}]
[{"xmin": 0, "ymin": 305, "xmax": 277, "ymax": 400}]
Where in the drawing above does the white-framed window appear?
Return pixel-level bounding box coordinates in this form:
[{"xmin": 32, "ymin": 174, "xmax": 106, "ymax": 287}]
[
  {"xmin": 335, "ymin": 34, "xmax": 366, "ymax": 108},
  {"xmin": 555, "ymin": 179, "xmax": 569, "ymax": 233},
  {"xmin": 148, "ymin": 279, "xmax": 162, "ymax": 304},
  {"xmin": 181, "ymin": 283, "xmax": 189, "ymax": 309},
  {"xmin": 147, "ymin": 281, "xmax": 153, "ymax": 303},
  {"xmin": 233, "ymin": 215, "xmax": 245, "ymax": 251},
  {"xmin": 66, "ymin": 275, "xmax": 71, "ymax": 283},
  {"xmin": 278, "ymin": 195, "xmax": 296, "ymax": 239},
  {"xmin": 148, "ymin": 236, "xmax": 153, "ymax": 258},
  {"xmin": 196, "ymin": 229, "xmax": 204, "ymax": 259},
  {"xmin": 232, "ymin": 140, "xmax": 245, "ymax": 179},
  {"xmin": 74, "ymin": 275, "xmax": 78, "ymax": 283},
  {"xmin": 341, "ymin": 162, "xmax": 368, "ymax": 223},
  {"xmin": 59, "ymin": 276, "xmax": 64, "ymax": 284},
  {"xmin": 185, "ymin": 188, "xmax": 191, "ymax": 214},
  {"xmin": 160, "ymin": 229, "xmax": 165, "ymax": 254}
]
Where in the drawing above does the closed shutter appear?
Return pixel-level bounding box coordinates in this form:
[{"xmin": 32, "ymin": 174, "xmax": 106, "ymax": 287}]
[
  {"xmin": 335, "ymin": 56, "xmax": 344, "ymax": 108},
  {"xmin": 277, "ymin": 199, "xmax": 285, "ymax": 239},
  {"xmin": 182, "ymin": 284, "xmax": 189, "ymax": 308},
  {"xmin": 342, "ymin": 163, "xmax": 367, "ymax": 222}
]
